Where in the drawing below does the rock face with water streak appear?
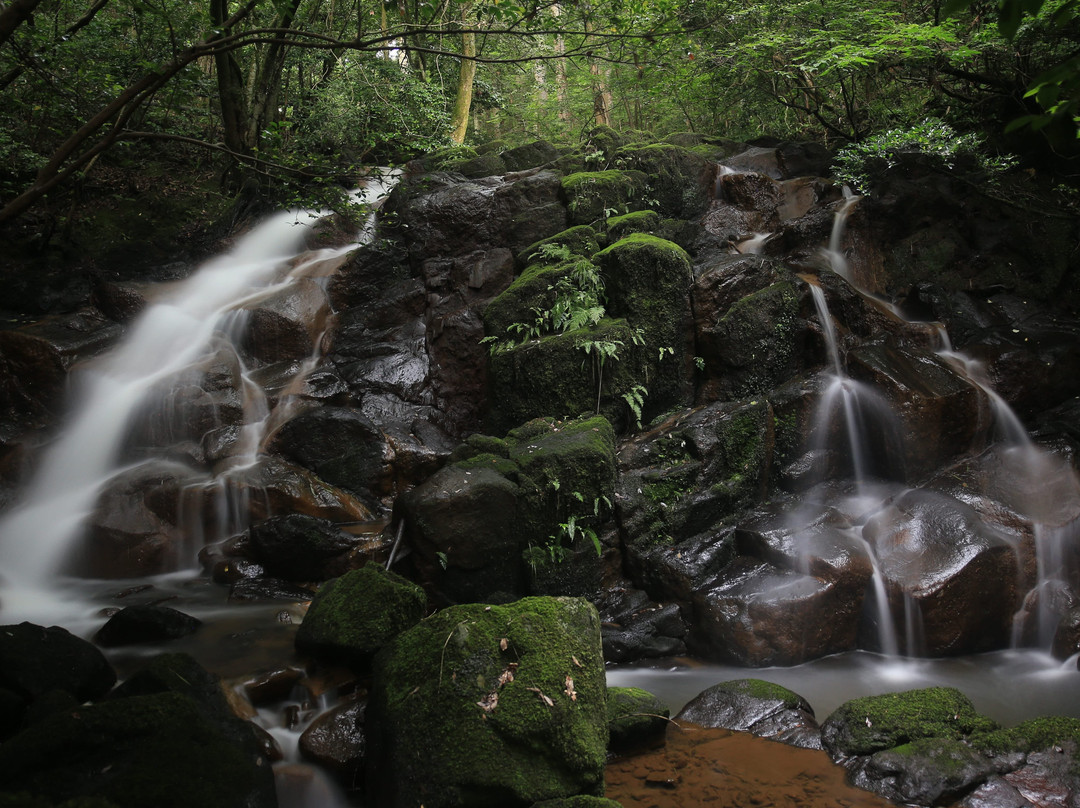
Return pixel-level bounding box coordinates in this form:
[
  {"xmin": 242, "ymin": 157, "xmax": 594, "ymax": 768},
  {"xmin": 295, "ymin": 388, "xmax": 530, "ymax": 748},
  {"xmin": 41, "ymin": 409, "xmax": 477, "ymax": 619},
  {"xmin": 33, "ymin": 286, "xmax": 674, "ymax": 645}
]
[{"xmin": 365, "ymin": 596, "xmax": 608, "ymax": 808}]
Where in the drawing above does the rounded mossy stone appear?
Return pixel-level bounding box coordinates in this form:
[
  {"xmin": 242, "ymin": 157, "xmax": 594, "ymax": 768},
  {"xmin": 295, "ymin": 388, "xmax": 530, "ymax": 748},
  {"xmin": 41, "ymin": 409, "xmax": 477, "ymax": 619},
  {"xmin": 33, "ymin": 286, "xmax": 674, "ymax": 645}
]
[
  {"xmin": 853, "ymin": 736, "xmax": 998, "ymax": 805},
  {"xmin": 606, "ymin": 687, "xmax": 669, "ymax": 751},
  {"xmin": 483, "ymin": 261, "xmax": 578, "ymax": 340},
  {"xmin": 821, "ymin": 687, "xmax": 998, "ymax": 759},
  {"xmin": 456, "ymin": 152, "xmax": 508, "ymax": 179},
  {"xmin": 561, "ymin": 170, "xmax": 650, "ymax": 226},
  {"xmin": 366, "ymin": 596, "xmax": 608, "ymax": 808},
  {"xmin": 502, "ymin": 141, "xmax": 561, "ymax": 172},
  {"xmin": 606, "ymin": 210, "xmax": 659, "ymax": 241},
  {"xmin": 0, "ymin": 692, "xmax": 273, "ymax": 808},
  {"xmin": 518, "ymin": 226, "xmax": 602, "ymax": 265},
  {"xmin": 295, "ymin": 565, "xmax": 427, "ymax": 672}
]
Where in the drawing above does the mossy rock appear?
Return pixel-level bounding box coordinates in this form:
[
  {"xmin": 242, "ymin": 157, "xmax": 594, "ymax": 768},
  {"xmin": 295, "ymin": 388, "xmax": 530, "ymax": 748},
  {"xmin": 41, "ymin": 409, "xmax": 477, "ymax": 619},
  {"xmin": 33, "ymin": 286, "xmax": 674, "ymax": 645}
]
[
  {"xmin": 483, "ymin": 261, "xmax": 579, "ymax": 341},
  {"xmin": 611, "ymin": 143, "xmax": 712, "ymax": 219},
  {"xmin": 606, "ymin": 687, "xmax": 669, "ymax": 752},
  {"xmin": 606, "ymin": 210, "xmax": 659, "ymax": 241},
  {"xmin": 0, "ymin": 692, "xmax": 274, "ymax": 808},
  {"xmin": 595, "ymin": 234, "xmax": 694, "ymax": 417},
  {"xmin": 518, "ymin": 226, "xmax": 602, "ymax": 266},
  {"xmin": 502, "ymin": 141, "xmax": 561, "ymax": 172},
  {"xmin": 486, "ymin": 317, "xmax": 648, "ymax": 434},
  {"xmin": 417, "ymin": 146, "xmax": 480, "ymax": 172},
  {"xmin": 821, "ymin": 687, "xmax": 998, "ymax": 759},
  {"xmin": 701, "ymin": 278, "xmax": 804, "ymax": 401},
  {"xmin": 295, "ymin": 565, "xmax": 427, "ymax": 672},
  {"xmin": 456, "ymin": 152, "xmax": 509, "ymax": 179},
  {"xmin": 400, "ymin": 416, "xmax": 617, "ymax": 603},
  {"xmin": 969, "ymin": 715, "xmax": 1080, "ymax": 763},
  {"xmin": 851, "ymin": 736, "xmax": 999, "ymax": 806},
  {"xmin": 582, "ymin": 125, "xmax": 629, "ymax": 158},
  {"xmin": 561, "ymin": 171, "xmax": 650, "ymax": 227},
  {"xmin": 366, "ymin": 597, "xmax": 608, "ymax": 808}
]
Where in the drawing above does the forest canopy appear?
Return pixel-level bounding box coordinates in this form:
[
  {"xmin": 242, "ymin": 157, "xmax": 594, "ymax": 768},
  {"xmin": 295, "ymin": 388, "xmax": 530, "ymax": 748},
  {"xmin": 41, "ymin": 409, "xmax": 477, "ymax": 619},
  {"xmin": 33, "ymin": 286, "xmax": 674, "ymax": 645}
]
[{"xmin": 0, "ymin": 0, "xmax": 1077, "ymax": 231}]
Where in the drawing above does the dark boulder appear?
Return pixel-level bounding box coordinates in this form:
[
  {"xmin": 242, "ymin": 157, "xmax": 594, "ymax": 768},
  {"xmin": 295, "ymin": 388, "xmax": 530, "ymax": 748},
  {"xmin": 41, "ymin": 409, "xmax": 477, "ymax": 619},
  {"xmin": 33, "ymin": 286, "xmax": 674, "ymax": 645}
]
[
  {"xmin": 0, "ymin": 623, "xmax": 115, "ymax": 704},
  {"xmin": 247, "ymin": 513, "xmax": 358, "ymax": 582},
  {"xmin": 299, "ymin": 698, "xmax": 365, "ymax": 780},
  {"xmin": 606, "ymin": 686, "xmax": 670, "ymax": 752},
  {"xmin": 95, "ymin": 605, "xmax": 202, "ymax": 647}
]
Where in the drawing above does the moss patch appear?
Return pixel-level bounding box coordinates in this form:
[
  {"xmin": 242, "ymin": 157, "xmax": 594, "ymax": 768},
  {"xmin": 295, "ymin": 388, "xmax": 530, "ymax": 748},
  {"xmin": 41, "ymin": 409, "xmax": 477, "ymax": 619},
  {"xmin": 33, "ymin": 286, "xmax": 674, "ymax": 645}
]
[
  {"xmin": 295, "ymin": 565, "xmax": 427, "ymax": 672},
  {"xmin": 821, "ymin": 687, "xmax": 998, "ymax": 758},
  {"xmin": 561, "ymin": 171, "xmax": 650, "ymax": 226}
]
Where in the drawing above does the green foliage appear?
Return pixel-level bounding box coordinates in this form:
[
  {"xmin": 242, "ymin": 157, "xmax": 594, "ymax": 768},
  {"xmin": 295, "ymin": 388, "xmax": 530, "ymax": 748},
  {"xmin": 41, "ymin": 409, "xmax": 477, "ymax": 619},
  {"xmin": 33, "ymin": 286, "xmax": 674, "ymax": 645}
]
[{"xmin": 833, "ymin": 118, "xmax": 1018, "ymax": 192}]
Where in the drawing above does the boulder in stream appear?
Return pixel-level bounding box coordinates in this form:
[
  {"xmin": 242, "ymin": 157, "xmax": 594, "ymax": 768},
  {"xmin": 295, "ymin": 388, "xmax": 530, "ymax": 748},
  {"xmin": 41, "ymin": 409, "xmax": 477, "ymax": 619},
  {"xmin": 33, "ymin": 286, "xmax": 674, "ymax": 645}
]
[{"xmin": 675, "ymin": 678, "xmax": 821, "ymax": 749}]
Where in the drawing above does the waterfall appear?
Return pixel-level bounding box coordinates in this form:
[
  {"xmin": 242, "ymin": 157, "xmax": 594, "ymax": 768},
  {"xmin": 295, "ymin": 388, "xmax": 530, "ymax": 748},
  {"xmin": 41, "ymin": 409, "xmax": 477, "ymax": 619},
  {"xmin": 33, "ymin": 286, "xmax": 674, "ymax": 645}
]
[
  {"xmin": 0, "ymin": 171, "xmax": 398, "ymax": 624},
  {"xmin": 804, "ymin": 193, "xmax": 1080, "ymax": 656}
]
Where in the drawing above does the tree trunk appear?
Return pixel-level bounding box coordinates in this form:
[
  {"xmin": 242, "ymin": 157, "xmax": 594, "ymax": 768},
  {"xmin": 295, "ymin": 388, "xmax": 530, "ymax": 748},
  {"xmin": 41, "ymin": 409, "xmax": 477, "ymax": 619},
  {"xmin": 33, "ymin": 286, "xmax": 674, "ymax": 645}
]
[
  {"xmin": 0, "ymin": 0, "xmax": 44, "ymax": 48},
  {"xmin": 210, "ymin": 0, "xmax": 251, "ymax": 154},
  {"xmin": 449, "ymin": 6, "xmax": 476, "ymax": 144}
]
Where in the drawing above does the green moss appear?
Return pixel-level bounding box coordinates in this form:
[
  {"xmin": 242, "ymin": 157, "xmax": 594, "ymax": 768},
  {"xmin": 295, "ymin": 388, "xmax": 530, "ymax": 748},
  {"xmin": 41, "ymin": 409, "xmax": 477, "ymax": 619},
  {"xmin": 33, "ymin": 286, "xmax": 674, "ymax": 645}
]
[
  {"xmin": 969, "ymin": 716, "xmax": 1080, "ymax": 761},
  {"xmin": 295, "ymin": 565, "xmax": 427, "ymax": 672},
  {"xmin": 610, "ymin": 143, "xmax": 712, "ymax": 218},
  {"xmin": 606, "ymin": 210, "xmax": 660, "ymax": 241},
  {"xmin": 483, "ymin": 261, "xmax": 577, "ymax": 340},
  {"xmin": 711, "ymin": 280, "xmax": 801, "ymax": 399},
  {"xmin": 721, "ymin": 678, "xmax": 808, "ymax": 708},
  {"xmin": 367, "ymin": 597, "xmax": 608, "ymax": 808},
  {"xmin": 518, "ymin": 226, "xmax": 602, "ymax": 265},
  {"xmin": 561, "ymin": 170, "xmax": 650, "ymax": 226},
  {"xmin": 822, "ymin": 687, "xmax": 998, "ymax": 758},
  {"xmin": 606, "ymin": 687, "xmax": 669, "ymax": 751}
]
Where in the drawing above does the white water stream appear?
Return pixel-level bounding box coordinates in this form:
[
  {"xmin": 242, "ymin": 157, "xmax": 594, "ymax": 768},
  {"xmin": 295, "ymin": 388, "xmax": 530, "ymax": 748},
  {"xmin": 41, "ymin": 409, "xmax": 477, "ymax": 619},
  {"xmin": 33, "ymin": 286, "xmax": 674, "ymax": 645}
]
[{"xmin": 0, "ymin": 173, "xmax": 397, "ymax": 626}]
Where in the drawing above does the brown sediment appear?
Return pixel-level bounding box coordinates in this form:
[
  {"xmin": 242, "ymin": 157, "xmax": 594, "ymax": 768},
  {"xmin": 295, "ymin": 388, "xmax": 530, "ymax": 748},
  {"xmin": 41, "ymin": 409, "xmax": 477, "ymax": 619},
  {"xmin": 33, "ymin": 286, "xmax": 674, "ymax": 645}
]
[{"xmin": 606, "ymin": 724, "xmax": 898, "ymax": 808}]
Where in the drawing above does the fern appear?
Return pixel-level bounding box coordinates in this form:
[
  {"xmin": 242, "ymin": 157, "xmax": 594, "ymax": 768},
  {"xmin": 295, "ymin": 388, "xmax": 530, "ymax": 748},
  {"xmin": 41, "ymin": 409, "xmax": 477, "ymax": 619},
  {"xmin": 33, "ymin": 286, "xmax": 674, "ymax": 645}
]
[{"xmin": 622, "ymin": 383, "xmax": 649, "ymax": 430}]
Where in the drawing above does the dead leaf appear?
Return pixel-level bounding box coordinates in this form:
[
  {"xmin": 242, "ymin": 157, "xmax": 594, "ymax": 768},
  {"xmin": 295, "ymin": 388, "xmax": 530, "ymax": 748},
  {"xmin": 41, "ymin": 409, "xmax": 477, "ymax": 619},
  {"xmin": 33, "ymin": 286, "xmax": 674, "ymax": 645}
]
[
  {"xmin": 564, "ymin": 675, "xmax": 577, "ymax": 701},
  {"xmin": 526, "ymin": 686, "xmax": 554, "ymax": 707},
  {"xmin": 477, "ymin": 691, "xmax": 498, "ymax": 713},
  {"xmin": 499, "ymin": 637, "xmax": 509, "ymax": 651},
  {"xmin": 571, "ymin": 655, "xmax": 582, "ymax": 668},
  {"xmin": 496, "ymin": 667, "xmax": 515, "ymax": 687}
]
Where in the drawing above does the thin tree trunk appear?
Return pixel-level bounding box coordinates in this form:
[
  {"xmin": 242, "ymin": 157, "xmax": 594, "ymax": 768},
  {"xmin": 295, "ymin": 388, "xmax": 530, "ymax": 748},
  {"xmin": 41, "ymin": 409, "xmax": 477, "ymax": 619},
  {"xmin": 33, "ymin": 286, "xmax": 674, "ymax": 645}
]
[
  {"xmin": 0, "ymin": 0, "xmax": 44, "ymax": 48},
  {"xmin": 449, "ymin": 5, "xmax": 476, "ymax": 144}
]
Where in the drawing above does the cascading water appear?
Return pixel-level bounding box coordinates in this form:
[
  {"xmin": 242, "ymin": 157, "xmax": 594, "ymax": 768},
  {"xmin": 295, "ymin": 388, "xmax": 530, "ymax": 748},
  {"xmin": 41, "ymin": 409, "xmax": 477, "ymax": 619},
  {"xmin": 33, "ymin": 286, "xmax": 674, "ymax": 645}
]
[{"xmin": 0, "ymin": 171, "xmax": 398, "ymax": 625}]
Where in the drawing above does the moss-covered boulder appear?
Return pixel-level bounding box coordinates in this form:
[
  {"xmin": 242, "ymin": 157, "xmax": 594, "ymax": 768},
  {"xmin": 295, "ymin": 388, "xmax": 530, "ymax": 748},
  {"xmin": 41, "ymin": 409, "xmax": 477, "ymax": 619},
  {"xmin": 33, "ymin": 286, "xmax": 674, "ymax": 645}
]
[
  {"xmin": 365, "ymin": 596, "xmax": 608, "ymax": 808},
  {"xmin": 0, "ymin": 691, "xmax": 275, "ymax": 808},
  {"xmin": 611, "ymin": 144, "xmax": 712, "ymax": 219},
  {"xmin": 295, "ymin": 565, "xmax": 427, "ymax": 672},
  {"xmin": 502, "ymin": 141, "xmax": 561, "ymax": 172},
  {"xmin": 0, "ymin": 623, "xmax": 116, "ymax": 705},
  {"xmin": 400, "ymin": 416, "xmax": 617, "ymax": 603},
  {"xmin": 596, "ymin": 234, "xmax": 694, "ymax": 417},
  {"xmin": 821, "ymin": 687, "xmax": 998, "ymax": 759},
  {"xmin": 561, "ymin": 171, "xmax": 650, "ymax": 227},
  {"xmin": 606, "ymin": 687, "xmax": 669, "ymax": 752},
  {"xmin": 606, "ymin": 210, "xmax": 659, "ymax": 241}
]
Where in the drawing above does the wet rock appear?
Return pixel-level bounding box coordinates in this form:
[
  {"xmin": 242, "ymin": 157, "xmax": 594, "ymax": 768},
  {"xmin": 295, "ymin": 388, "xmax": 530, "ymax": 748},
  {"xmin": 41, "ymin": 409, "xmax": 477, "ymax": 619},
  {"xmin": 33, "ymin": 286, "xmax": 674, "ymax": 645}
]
[
  {"xmin": 209, "ymin": 455, "xmax": 374, "ymax": 526},
  {"xmin": 95, "ymin": 604, "xmax": 202, "ymax": 647},
  {"xmin": 862, "ymin": 489, "xmax": 1021, "ymax": 655},
  {"xmin": 691, "ymin": 557, "xmax": 864, "ymax": 666},
  {"xmin": 385, "ymin": 169, "xmax": 567, "ymax": 263},
  {"xmin": 850, "ymin": 736, "xmax": 999, "ymax": 805},
  {"xmin": 562, "ymin": 170, "xmax": 651, "ymax": 226},
  {"xmin": 0, "ymin": 309, "xmax": 122, "ymax": 421},
  {"xmin": 240, "ymin": 277, "xmax": 333, "ymax": 363},
  {"xmin": 243, "ymin": 667, "xmax": 305, "ymax": 706},
  {"xmin": 612, "ymin": 143, "xmax": 713, "ymax": 219},
  {"xmin": 501, "ymin": 140, "xmax": 561, "ymax": 172},
  {"xmin": 676, "ymin": 678, "xmax": 822, "ymax": 749},
  {"xmin": 955, "ymin": 775, "xmax": 1036, "ymax": 808},
  {"xmin": 607, "ymin": 686, "xmax": 670, "ymax": 752},
  {"xmin": 1052, "ymin": 606, "xmax": 1080, "ymax": 659},
  {"xmin": 848, "ymin": 342, "xmax": 987, "ymax": 479},
  {"xmin": 77, "ymin": 460, "xmax": 202, "ymax": 578},
  {"xmin": 295, "ymin": 565, "xmax": 426, "ymax": 673},
  {"xmin": 299, "ymin": 698, "xmax": 365, "ymax": 779},
  {"xmin": 0, "ymin": 622, "xmax": 116, "ymax": 703},
  {"xmin": 229, "ymin": 577, "xmax": 315, "ymax": 603},
  {"xmin": 366, "ymin": 597, "xmax": 608, "ymax": 808},
  {"xmin": 248, "ymin": 513, "xmax": 358, "ymax": 581},
  {"xmin": 601, "ymin": 602, "xmax": 688, "ymax": 662}
]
